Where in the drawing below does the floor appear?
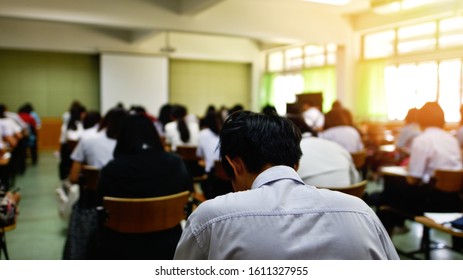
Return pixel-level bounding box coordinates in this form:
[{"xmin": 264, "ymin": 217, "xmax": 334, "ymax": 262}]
[{"xmin": 1, "ymin": 151, "xmax": 463, "ymax": 260}]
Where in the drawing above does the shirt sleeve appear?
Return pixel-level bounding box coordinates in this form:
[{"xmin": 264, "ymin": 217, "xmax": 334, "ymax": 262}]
[
  {"xmin": 70, "ymin": 141, "xmax": 85, "ymax": 162},
  {"xmin": 174, "ymin": 220, "xmax": 207, "ymax": 260}
]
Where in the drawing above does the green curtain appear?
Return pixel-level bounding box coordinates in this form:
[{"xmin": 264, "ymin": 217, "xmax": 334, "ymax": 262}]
[
  {"xmin": 355, "ymin": 59, "xmax": 388, "ymax": 121},
  {"xmin": 259, "ymin": 72, "xmax": 276, "ymax": 108},
  {"xmin": 301, "ymin": 66, "xmax": 336, "ymax": 113}
]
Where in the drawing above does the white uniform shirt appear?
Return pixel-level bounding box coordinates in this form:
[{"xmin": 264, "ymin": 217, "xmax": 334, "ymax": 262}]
[
  {"xmin": 319, "ymin": 126, "xmax": 364, "ymax": 153},
  {"xmin": 303, "ymin": 107, "xmax": 324, "ymax": 130},
  {"xmin": 164, "ymin": 120, "xmax": 199, "ymax": 151},
  {"xmin": 70, "ymin": 130, "xmax": 116, "ymax": 168},
  {"xmin": 196, "ymin": 128, "xmax": 220, "ymax": 173},
  {"xmin": 396, "ymin": 123, "xmax": 420, "ymax": 153},
  {"xmin": 297, "ymin": 134, "xmax": 359, "ymax": 188},
  {"xmin": 174, "ymin": 166, "xmax": 398, "ymax": 260},
  {"xmin": 408, "ymin": 127, "xmax": 462, "ymax": 183}
]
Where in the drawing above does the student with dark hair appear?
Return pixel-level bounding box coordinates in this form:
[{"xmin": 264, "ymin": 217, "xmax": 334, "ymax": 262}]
[
  {"xmin": 164, "ymin": 104, "xmax": 199, "ymax": 151},
  {"xmin": 319, "ymin": 107, "xmax": 364, "ymax": 153},
  {"xmin": 68, "ymin": 107, "xmax": 127, "ymax": 183},
  {"xmin": 174, "ymin": 110, "xmax": 398, "ymax": 260},
  {"xmin": 59, "ymin": 101, "xmax": 86, "ymax": 180},
  {"xmin": 197, "ymin": 111, "xmax": 232, "ymax": 199},
  {"xmin": 96, "ymin": 114, "xmax": 192, "ymax": 259}
]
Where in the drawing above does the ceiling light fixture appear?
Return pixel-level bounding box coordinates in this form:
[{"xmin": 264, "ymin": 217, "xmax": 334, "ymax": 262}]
[
  {"xmin": 160, "ymin": 31, "xmax": 176, "ymax": 53},
  {"xmin": 303, "ymin": 0, "xmax": 352, "ymax": 6}
]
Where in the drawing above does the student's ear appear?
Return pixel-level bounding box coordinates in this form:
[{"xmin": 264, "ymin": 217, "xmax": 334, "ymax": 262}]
[
  {"xmin": 294, "ymin": 162, "xmax": 300, "ymax": 171},
  {"xmin": 225, "ymin": 156, "xmax": 244, "ymax": 176}
]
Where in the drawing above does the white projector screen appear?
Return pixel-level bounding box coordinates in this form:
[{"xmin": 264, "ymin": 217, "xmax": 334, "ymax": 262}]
[{"xmin": 100, "ymin": 53, "xmax": 168, "ymax": 117}]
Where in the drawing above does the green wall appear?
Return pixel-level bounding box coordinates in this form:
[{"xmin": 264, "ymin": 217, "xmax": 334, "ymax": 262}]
[
  {"xmin": 170, "ymin": 59, "xmax": 251, "ymax": 116},
  {"xmin": 0, "ymin": 49, "xmax": 99, "ymax": 117}
]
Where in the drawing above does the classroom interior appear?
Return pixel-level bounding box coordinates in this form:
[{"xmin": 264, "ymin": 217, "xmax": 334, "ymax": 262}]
[{"xmin": 2, "ymin": 0, "xmax": 463, "ymax": 260}]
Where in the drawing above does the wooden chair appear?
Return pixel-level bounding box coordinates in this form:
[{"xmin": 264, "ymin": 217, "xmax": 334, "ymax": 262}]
[
  {"xmin": 102, "ymin": 191, "xmax": 190, "ymax": 233},
  {"xmin": 80, "ymin": 165, "xmax": 100, "ymax": 191},
  {"xmin": 317, "ymin": 180, "xmax": 368, "ymax": 198},
  {"xmin": 434, "ymin": 169, "xmax": 463, "ymax": 193}
]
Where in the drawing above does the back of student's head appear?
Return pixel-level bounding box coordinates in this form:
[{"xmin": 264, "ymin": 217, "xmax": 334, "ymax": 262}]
[
  {"xmin": 404, "ymin": 108, "xmax": 418, "ymax": 124},
  {"xmin": 219, "ymin": 110, "xmax": 302, "ymax": 179},
  {"xmin": 202, "ymin": 111, "xmax": 222, "ymax": 135},
  {"xmin": 114, "ymin": 114, "xmax": 163, "ymax": 158},
  {"xmin": 82, "ymin": 111, "xmax": 102, "ymax": 129},
  {"xmin": 418, "ymin": 102, "xmax": 445, "ymax": 129},
  {"xmin": 67, "ymin": 104, "xmax": 86, "ymax": 130},
  {"xmin": 102, "ymin": 108, "xmax": 128, "ymax": 139},
  {"xmin": 324, "ymin": 108, "xmax": 349, "ymax": 130},
  {"xmin": 171, "ymin": 104, "xmax": 190, "ymax": 143}
]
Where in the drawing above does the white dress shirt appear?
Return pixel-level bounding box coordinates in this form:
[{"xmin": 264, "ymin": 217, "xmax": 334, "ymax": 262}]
[
  {"xmin": 196, "ymin": 128, "xmax": 220, "ymax": 173},
  {"xmin": 174, "ymin": 166, "xmax": 398, "ymax": 260},
  {"xmin": 408, "ymin": 127, "xmax": 462, "ymax": 183},
  {"xmin": 164, "ymin": 120, "xmax": 199, "ymax": 151},
  {"xmin": 297, "ymin": 134, "xmax": 359, "ymax": 188},
  {"xmin": 319, "ymin": 126, "xmax": 364, "ymax": 153},
  {"xmin": 70, "ymin": 130, "xmax": 116, "ymax": 168}
]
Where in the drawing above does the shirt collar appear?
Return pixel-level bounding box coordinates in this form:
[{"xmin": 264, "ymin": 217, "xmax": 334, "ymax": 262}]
[{"xmin": 251, "ymin": 165, "xmax": 305, "ymax": 190}]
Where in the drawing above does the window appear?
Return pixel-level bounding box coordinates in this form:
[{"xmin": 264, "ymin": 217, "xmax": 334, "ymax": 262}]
[
  {"xmin": 266, "ymin": 43, "xmax": 336, "ymax": 72},
  {"xmin": 384, "ymin": 60, "xmax": 462, "ymax": 122},
  {"xmin": 273, "ymin": 74, "xmax": 304, "ymax": 115},
  {"xmin": 364, "ymin": 30, "xmax": 395, "ymax": 59}
]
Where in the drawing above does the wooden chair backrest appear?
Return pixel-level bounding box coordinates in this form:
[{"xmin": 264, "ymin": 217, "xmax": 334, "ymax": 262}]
[
  {"xmin": 103, "ymin": 191, "xmax": 190, "ymax": 233},
  {"xmin": 434, "ymin": 169, "xmax": 463, "ymax": 193},
  {"xmin": 175, "ymin": 146, "xmax": 199, "ymax": 161},
  {"xmin": 319, "ymin": 180, "xmax": 368, "ymax": 198},
  {"xmin": 81, "ymin": 165, "xmax": 100, "ymax": 191},
  {"xmin": 350, "ymin": 150, "xmax": 367, "ymax": 169}
]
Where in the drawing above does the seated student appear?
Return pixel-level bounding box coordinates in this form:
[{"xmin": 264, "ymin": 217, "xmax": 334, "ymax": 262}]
[
  {"xmin": 197, "ymin": 111, "xmax": 232, "ymax": 199},
  {"xmin": 288, "ymin": 114, "xmax": 359, "ymax": 188},
  {"xmin": 378, "ymin": 102, "xmax": 463, "ymax": 233},
  {"xmin": 174, "ymin": 111, "xmax": 398, "ymax": 260},
  {"xmin": 164, "ymin": 104, "xmax": 199, "ymax": 151},
  {"xmin": 395, "ymin": 107, "xmax": 420, "ymax": 158},
  {"xmin": 68, "ymin": 108, "xmax": 127, "ymax": 184},
  {"xmin": 319, "ymin": 108, "xmax": 364, "ymax": 153},
  {"xmin": 97, "ymin": 114, "xmax": 193, "ymax": 260}
]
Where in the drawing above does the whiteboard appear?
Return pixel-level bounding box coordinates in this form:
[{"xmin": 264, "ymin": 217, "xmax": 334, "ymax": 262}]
[{"xmin": 100, "ymin": 53, "xmax": 168, "ymax": 117}]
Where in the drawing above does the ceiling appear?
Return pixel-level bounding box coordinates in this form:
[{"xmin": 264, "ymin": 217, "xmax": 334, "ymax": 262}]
[
  {"xmin": 0, "ymin": 0, "xmax": 372, "ymax": 47},
  {"xmin": 1, "ymin": 0, "xmax": 461, "ymax": 49}
]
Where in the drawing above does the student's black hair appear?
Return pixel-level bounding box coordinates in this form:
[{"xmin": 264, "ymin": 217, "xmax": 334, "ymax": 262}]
[
  {"xmin": 113, "ymin": 114, "xmax": 164, "ymax": 158},
  {"xmin": 103, "ymin": 108, "xmax": 128, "ymax": 139},
  {"xmin": 82, "ymin": 111, "xmax": 102, "ymax": 129},
  {"xmin": 67, "ymin": 104, "xmax": 86, "ymax": 131},
  {"xmin": 171, "ymin": 105, "xmax": 190, "ymax": 143},
  {"xmin": 202, "ymin": 111, "xmax": 221, "ymax": 136},
  {"xmin": 219, "ymin": 110, "xmax": 302, "ymax": 179}
]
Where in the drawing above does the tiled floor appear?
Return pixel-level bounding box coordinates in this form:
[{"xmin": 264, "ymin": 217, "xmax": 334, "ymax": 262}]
[{"xmin": 2, "ymin": 151, "xmax": 463, "ymax": 260}]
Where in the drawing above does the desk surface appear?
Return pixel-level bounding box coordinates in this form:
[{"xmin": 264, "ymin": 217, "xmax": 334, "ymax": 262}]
[
  {"xmin": 415, "ymin": 214, "xmax": 463, "ymax": 238},
  {"xmin": 380, "ymin": 165, "xmax": 408, "ymax": 177}
]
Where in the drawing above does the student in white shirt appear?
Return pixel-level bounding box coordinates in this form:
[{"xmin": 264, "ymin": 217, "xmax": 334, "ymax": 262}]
[{"xmin": 175, "ymin": 111, "xmax": 398, "ymax": 260}]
